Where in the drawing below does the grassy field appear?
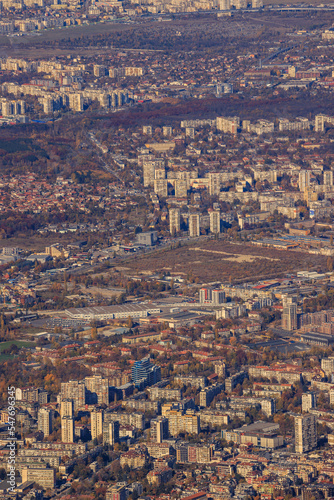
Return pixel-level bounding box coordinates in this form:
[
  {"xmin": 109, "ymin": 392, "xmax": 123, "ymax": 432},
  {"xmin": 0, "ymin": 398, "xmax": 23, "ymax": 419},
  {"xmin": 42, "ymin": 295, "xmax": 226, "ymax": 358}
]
[
  {"xmin": 123, "ymin": 240, "xmax": 327, "ymax": 283},
  {"xmin": 0, "ymin": 20, "xmax": 133, "ymax": 48},
  {"xmin": 0, "ymin": 340, "xmax": 35, "ymax": 361}
]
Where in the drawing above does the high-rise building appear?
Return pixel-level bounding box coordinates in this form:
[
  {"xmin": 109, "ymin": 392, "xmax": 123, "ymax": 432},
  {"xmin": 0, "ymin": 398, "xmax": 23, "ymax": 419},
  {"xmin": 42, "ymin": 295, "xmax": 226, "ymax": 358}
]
[
  {"xmin": 216, "ymin": 116, "xmax": 239, "ymax": 134},
  {"xmin": 143, "ymin": 125, "xmax": 152, "ymax": 135},
  {"xmin": 143, "ymin": 161, "xmax": 156, "ymax": 187},
  {"xmin": 165, "ymin": 410, "xmax": 199, "ymax": 437},
  {"xmin": 38, "ymin": 408, "xmax": 52, "ymax": 437},
  {"xmin": 61, "ymin": 416, "xmax": 74, "ymax": 443},
  {"xmin": 199, "ymin": 287, "xmax": 225, "ymax": 304},
  {"xmin": 175, "ymin": 179, "xmax": 188, "ymax": 198},
  {"xmin": 155, "ymin": 168, "xmax": 166, "ymax": 180},
  {"xmin": 60, "ymin": 399, "xmax": 73, "ymax": 419},
  {"xmin": 91, "ymin": 409, "xmax": 104, "ymax": 440},
  {"xmin": 154, "ymin": 179, "xmax": 168, "ymax": 197},
  {"xmin": 321, "ymin": 357, "xmax": 334, "ymax": 375},
  {"xmin": 212, "ymin": 289, "xmax": 225, "ymax": 305},
  {"xmin": 132, "ymin": 356, "xmax": 161, "ymax": 388},
  {"xmin": 295, "ymin": 414, "xmax": 317, "ymax": 454},
  {"xmin": 102, "ymin": 419, "xmax": 119, "ymax": 445},
  {"xmin": 214, "ymin": 361, "xmax": 226, "ymax": 378},
  {"xmin": 261, "ymin": 399, "xmax": 276, "ymax": 417},
  {"xmin": 188, "ymin": 213, "xmax": 200, "ymax": 238},
  {"xmin": 150, "ymin": 417, "xmax": 168, "ymax": 443},
  {"xmin": 302, "ymin": 393, "xmax": 316, "ymax": 413},
  {"xmin": 185, "ymin": 127, "xmax": 195, "ymax": 138},
  {"xmin": 68, "ymin": 93, "xmax": 84, "ymax": 112},
  {"xmin": 163, "ymin": 126, "xmax": 172, "ymax": 136},
  {"xmin": 330, "ymin": 389, "xmax": 334, "ymax": 405},
  {"xmin": 60, "ymin": 380, "xmax": 86, "ymax": 411},
  {"xmin": 199, "ymin": 287, "xmax": 212, "ymax": 303},
  {"xmin": 208, "ymin": 173, "xmax": 221, "ymax": 196},
  {"xmin": 282, "ymin": 303, "xmax": 297, "ymax": 330},
  {"xmin": 298, "ymin": 170, "xmax": 311, "ymax": 192},
  {"xmin": 179, "ymin": 171, "xmax": 191, "ymax": 190},
  {"xmin": 169, "ymin": 208, "xmax": 181, "ymax": 234},
  {"xmin": 282, "ymin": 295, "xmax": 297, "ymax": 331},
  {"xmin": 84, "ymin": 375, "xmax": 109, "ymax": 405},
  {"xmin": 93, "ymin": 64, "xmax": 106, "ymax": 77},
  {"xmin": 209, "ymin": 209, "xmax": 221, "ymax": 234},
  {"xmin": 324, "ymin": 171, "xmax": 334, "ymax": 186},
  {"xmin": 315, "ymin": 114, "xmax": 325, "ymax": 133}
]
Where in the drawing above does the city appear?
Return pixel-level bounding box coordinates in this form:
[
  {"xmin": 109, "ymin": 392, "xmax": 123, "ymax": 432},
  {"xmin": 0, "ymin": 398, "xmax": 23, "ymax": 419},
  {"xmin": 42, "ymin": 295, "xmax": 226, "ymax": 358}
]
[{"xmin": 2, "ymin": 0, "xmax": 334, "ymax": 499}]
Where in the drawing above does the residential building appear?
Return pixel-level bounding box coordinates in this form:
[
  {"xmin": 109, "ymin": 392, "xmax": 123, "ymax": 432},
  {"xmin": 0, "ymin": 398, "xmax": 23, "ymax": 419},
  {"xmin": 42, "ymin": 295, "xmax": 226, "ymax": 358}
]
[
  {"xmin": 282, "ymin": 295, "xmax": 298, "ymax": 331},
  {"xmin": 37, "ymin": 408, "xmax": 52, "ymax": 437},
  {"xmin": 188, "ymin": 213, "xmax": 200, "ymax": 237},
  {"xmin": 60, "ymin": 380, "xmax": 86, "ymax": 411},
  {"xmin": 169, "ymin": 208, "xmax": 181, "ymax": 234},
  {"xmin": 21, "ymin": 467, "xmax": 55, "ymax": 489},
  {"xmin": 295, "ymin": 414, "xmax": 317, "ymax": 454},
  {"xmin": 61, "ymin": 416, "xmax": 74, "ymax": 443},
  {"xmin": 209, "ymin": 209, "xmax": 221, "ymax": 234},
  {"xmin": 150, "ymin": 417, "xmax": 168, "ymax": 443},
  {"xmin": 131, "ymin": 356, "xmax": 161, "ymax": 388},
  {"xmin": 85, "ymin": 375, "xmax": 110, "ymax": 405},
  {"xmin": 302, "ymin": 393, "xmax": 316, "ymax": 413},
  {"xmin": 106, "ymin": 483, "xmax": 127, "ymax": 500},
  {"xmin": 102, "ymin": 419, "xmax": 119, "ymax": 445},
  {"xmin": 165, "ymin": 410, "xmax": 200, "ymax": 437},
  {"xmin": 91, "ymin": 409, "xmax": 104, "ymax": 440},
  {"xmin": 60, "ymin": 399, "xmax": 73, "ymax": 419}
]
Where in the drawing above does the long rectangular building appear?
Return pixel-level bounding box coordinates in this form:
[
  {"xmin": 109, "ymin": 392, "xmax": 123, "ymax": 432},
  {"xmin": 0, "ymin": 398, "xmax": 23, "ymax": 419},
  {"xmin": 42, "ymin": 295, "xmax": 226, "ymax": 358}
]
[{"xmin": 65, "ymin": 304, "xmax": 161, "ymax": 320}]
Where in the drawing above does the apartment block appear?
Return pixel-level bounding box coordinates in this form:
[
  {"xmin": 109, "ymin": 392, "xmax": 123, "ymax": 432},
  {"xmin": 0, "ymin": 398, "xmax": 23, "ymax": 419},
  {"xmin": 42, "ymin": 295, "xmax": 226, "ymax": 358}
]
[{"xmin": 295, "ymin": 414, "xmax": 317, "ymax": 454}]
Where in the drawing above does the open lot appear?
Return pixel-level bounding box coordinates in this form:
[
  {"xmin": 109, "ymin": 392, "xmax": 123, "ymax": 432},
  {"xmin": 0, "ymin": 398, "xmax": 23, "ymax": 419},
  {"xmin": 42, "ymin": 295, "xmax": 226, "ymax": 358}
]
[{"xmin": 123, "ymin": 240, "xmax": 327, "ymax": 283}]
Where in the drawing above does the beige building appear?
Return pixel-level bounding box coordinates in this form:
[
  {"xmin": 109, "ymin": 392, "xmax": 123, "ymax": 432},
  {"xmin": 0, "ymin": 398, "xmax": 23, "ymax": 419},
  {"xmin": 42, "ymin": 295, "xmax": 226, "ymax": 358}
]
[
  {"xmin": 209, "ymin": 209, "xmax": 221, "ymax": 234},
  {"xmin": 37, "ymin": 408, "xmax": 52, "ymax": 437},
  {"xmin": 216, "ymin": 116, "xmax": 239, "ymax": 134},
  {"xmin": 61, "ymin": 416, "xmax": 74, "ymax": 443},
  {"xmin": 91, "ymin": 409, "xmax": 104, "ymax": 440},
  {"xmin": 165, "ymin": 410, "xmax": 199, "ymax": 437},
  {"xmin": 21, "ymin": 467, "xmax": 56, "ymax": 489},
  {"xmin": 208, "ymin": 172, "xmax": 221, "ymax": 196},
  {"xmin": 60, "ymin": 399, "xmax": 73, "ymax": 419},
  {"xmin": 169, "ymin": 208, "xmax": 181, "ymax": 234},
  {"xmin": 154, "ymin": 179, "xmax": 168, "ymax": 197},
  {"xmin": 188, "ymin": 213, "xmax": 200, "ymax": 237}
]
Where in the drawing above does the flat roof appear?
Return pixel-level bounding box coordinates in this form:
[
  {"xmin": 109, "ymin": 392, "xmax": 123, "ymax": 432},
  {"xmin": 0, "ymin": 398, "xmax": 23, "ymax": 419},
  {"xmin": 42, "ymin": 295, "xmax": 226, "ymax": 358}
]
[
  {"xmin": 66, "ymin": 303, "xmax": 160, "ymax": 316},
  {"xmin": 233, "ymin": 421, "xmax": 279, "ymax": 434}
]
